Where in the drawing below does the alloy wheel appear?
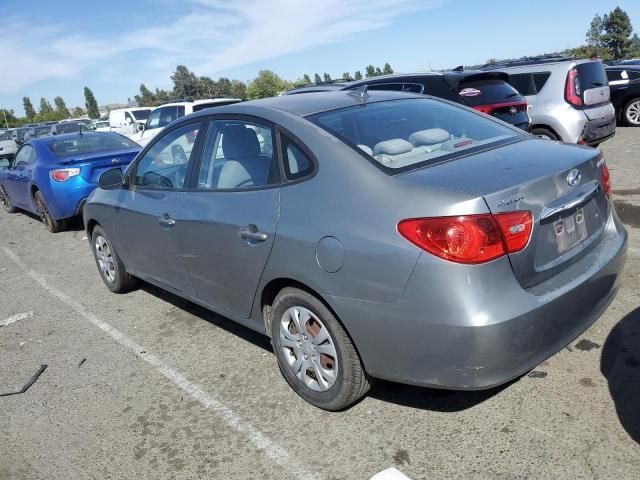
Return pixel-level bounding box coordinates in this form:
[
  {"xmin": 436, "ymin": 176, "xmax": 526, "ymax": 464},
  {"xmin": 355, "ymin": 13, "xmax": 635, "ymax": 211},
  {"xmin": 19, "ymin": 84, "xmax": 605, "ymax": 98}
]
[
  {"xmin": 94, "ymin": 235, "xmax": 116, "ymax": 283},
  {"xmin": 279, "ymin": 306, "xmax": 338, "ymax": 392},
  {"xmin": 625, "ymin": 100, "xmax": 640, "ymax": 126}
]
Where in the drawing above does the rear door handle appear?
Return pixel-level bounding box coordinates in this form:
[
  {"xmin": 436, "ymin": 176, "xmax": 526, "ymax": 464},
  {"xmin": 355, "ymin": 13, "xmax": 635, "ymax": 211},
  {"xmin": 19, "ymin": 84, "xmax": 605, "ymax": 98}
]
[
  {"xmin": 240, "ymin": 225, "xmax": 268, "ymax": 242},
  {"xmin": 158, "ymin": 214, "xmax": 176, "ymax": 228}
]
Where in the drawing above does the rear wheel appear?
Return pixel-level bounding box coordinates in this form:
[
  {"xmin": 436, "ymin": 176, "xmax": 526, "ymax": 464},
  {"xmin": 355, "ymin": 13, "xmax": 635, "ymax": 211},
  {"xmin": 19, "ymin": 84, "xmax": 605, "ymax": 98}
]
[
  {"xmin": 623, "ymin": 98, "xmax": 640, "ymax": 126},
  {"xmin": 270, "ymin": 287, "xmax": 372, "ymax": 411},
  {"xmin": 0, "ymin": 186, "xmax": 17, "ymax": 213},
  {"xmin": 91, "ymin": 225, "xmax": 138, "ymax": 293},
  {"xmin": 532, "ymin": 127, "xmax": 559, "ymax": 141},
  {"xmin": 34, "ymin": 191, "xmax": 65, "ymax": 233}
]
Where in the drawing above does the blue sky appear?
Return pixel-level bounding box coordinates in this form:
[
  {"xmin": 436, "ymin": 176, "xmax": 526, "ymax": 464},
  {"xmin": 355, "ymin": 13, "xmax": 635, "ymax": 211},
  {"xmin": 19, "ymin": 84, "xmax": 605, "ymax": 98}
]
[{"xmin": 2, "ymin": 0, "xmax": 639, "ymax": 115}]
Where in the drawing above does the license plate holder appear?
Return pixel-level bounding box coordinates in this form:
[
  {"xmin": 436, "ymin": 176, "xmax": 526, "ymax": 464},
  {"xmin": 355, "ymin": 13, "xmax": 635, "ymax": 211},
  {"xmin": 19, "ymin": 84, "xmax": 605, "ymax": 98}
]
[{"xmin": 554, "ymin": 208, "xmax": 587, "ymax": 254}]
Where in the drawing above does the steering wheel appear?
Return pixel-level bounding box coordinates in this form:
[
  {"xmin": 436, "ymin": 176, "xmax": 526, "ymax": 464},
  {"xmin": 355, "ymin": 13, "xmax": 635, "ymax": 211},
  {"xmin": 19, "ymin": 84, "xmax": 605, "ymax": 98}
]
[{"xmin": 172, "ymin": 144, "xmax": 188, "ymax": 165}]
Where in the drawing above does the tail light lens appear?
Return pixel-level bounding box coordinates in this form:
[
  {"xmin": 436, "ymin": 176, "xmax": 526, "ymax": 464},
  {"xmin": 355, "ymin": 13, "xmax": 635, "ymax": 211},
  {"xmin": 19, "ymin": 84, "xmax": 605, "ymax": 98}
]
[
  {"xmin": 565, "ymin": 69, "xmax": 582, "ymax": 107},
  {"xmin": 51, "ymin": 168, "xmax": 80, "ymax": 182},
  {"xmin": 472, "ymin": 101, "xmax": 527, "ymax": 116},
  {"xmin": 398, "ymin": 211, "xmax": 533, "ymax": 264},
  {"xmin": 602, "ymin": 163, "xmax": 612, "ymax": 199}
]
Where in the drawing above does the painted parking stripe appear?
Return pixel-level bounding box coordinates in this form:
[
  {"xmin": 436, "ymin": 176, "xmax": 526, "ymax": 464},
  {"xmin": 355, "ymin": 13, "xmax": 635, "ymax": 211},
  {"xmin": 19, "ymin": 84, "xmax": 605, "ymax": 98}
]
[
  {"xmin": 370, "ymin": 467, "xmax": 413, "ymax": 479},
  {"xmin": 0, "ymin": 311, "xmax": 34, "ymax": 327},
  {"xmin": 1, "ymin": 247, "xmax": 321, "ymax": 480}
]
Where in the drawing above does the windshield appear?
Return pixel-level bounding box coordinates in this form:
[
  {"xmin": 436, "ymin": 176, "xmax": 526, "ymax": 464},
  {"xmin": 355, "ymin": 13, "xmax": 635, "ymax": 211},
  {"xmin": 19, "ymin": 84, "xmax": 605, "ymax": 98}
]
[
  {"xmin": 47, "ymin": 133, "xmax": 139, "ymax": 157},
  {"xmin": 35, "ymin": 126, "xmax": 51, "ymax": 136},
  {"xmin": 309, "ymin": 98, "xmax": 520, "ymax": 172},
  {"xmin": 132, "ymin": 109, "xmax": 152, "ymax": 120},
  {"xmin": 0, "ymin": 131, "xmax": 10, "ymax": 141},
  {"xmin": 57, "ymin": 123, "xmax": 82, "ymax": 134}
]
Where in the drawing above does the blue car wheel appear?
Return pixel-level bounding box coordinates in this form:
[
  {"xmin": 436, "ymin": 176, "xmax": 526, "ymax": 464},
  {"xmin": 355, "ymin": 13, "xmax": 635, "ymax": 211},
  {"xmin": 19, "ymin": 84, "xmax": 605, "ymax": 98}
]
[{"xmin": 34, "ymin": 191, "xmax": 65, "ymax": 233}]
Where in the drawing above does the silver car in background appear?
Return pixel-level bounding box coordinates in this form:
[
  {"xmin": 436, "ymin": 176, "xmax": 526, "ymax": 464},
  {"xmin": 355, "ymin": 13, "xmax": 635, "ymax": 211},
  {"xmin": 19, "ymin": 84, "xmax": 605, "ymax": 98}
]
[
  {"xmin": 484, "ymin": 57, "xmax": 616, "ymax": 145},
  {"xmin": 84, "ymin": 91, "xmax": 627, "ymax": 410}
]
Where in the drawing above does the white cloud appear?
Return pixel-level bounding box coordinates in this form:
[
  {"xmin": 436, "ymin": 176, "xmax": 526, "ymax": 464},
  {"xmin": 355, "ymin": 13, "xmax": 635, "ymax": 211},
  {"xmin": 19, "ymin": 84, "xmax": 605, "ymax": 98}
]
[{"xmin": 0, "ymin": 0, "xmax": 444, "ymax": 95}]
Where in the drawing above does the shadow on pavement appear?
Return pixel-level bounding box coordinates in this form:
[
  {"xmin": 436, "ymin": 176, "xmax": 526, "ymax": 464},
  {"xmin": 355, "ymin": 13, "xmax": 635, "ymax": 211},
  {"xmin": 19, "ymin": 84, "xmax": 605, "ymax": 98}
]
[{"xmin": 601, "ymin": 306, "xmax": 640, "ymax": 445}]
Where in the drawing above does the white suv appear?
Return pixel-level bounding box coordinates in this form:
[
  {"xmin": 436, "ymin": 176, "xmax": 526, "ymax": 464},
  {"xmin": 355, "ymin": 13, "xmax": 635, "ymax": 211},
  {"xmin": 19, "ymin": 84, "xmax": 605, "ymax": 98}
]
[
  {"xmin": 130, "ymin": 98, "xmax": 242, "ymax": 146},
  {"xmin": 0, "ymin": 130, "xmax": 18, "ymax": 162}
]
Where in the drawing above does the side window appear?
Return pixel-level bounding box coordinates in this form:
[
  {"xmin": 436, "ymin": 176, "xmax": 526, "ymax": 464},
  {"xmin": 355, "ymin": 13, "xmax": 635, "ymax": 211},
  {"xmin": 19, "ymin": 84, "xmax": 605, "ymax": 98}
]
[
  {"xmin": 281, "ymin": 135, "xmax": 314, "ymax": 181},
  {"xmin": 422, "ymin": 77, "xmax": 458, "ymax": 101},
  {"xmin": 14, "ymin": 146, "xmax": 36, "ymax": 166},
  {"xmin": 159, "ymin": 106, "xmax": 177, "ymax": 127},
  {"xmin": 197, "ymin": 120, "xmax": 276, "ymax": 190},
  {"xmin": 509, "ymin": 73, "xmax": 536, "ymax": 96},
  {"xmin": 533, "ymin": 72, "xmax": 551, "ymax": 92},
  {"xmin": 177, "ymin": 105, "xmax": 186, "ymax": 118},
  {"xmin": 134, "ymin": 122, "xmax": 202, "ymax": 190},
  {"xmin": 146, "ymin": 109, "xmax": 161, "ymax": 130},
  {"xmin": 125, "ymin": 112, "xmax": 135, "ymax": 124},
  {"xmin": 402, "ymin": 83, "xmax": 424, "ymax": 93},
  {"xmin": 365, "ymin": 83, "xmax": 404, "ymax": 91}
]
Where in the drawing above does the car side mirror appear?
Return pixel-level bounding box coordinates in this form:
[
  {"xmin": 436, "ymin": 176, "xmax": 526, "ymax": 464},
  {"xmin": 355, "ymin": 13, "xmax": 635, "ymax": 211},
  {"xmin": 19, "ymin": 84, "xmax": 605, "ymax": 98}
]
[
  {"xmin": 98, "ymin": 168, "xmax": 125, "ymax": 190},
  {"xmin": 137, "ymin": 123, "xmax": 145, "ymax": 132}
]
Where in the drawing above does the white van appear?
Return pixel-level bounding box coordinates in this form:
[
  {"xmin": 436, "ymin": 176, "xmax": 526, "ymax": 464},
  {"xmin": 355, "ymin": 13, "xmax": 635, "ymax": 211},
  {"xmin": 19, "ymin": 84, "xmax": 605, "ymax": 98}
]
[{"xmin": 109, "ymin": 107, "xmax": 153, "ymax": 136}]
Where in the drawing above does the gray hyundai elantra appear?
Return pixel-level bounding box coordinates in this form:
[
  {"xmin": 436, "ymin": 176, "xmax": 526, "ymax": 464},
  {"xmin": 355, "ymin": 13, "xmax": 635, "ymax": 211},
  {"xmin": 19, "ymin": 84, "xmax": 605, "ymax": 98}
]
[{"xmin": 84, "ymin": 90, "xmax": 627, "ymax": 410}]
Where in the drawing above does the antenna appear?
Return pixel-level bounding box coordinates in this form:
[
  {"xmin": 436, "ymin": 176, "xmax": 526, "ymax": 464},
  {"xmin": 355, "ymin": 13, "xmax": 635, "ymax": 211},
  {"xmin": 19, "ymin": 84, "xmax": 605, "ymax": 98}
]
[{"xmin": 347, "ymin": 84, "xmax": 369, "ymax": 103}]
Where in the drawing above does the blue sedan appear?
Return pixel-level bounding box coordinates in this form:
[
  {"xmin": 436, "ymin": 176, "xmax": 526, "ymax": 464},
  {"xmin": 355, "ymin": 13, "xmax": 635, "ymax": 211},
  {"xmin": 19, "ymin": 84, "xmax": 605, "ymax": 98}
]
[{"xmin": 0, "ymin": 132, "xmax": 140, "ymax": 232}]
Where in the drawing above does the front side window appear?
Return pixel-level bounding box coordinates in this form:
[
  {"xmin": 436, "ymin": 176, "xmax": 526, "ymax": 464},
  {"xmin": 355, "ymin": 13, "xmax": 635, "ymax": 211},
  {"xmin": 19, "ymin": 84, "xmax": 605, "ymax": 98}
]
[
  {"xmin": 310, "ymin": 98, "xmax": 520, "ymax": 172},
  {"xmin": 197, "ymin": 120, "xmax": 276, "ymax": 190},
  {"xmin": 14, "ymin": 145, "xmax": 36, "ymax": 166},
  {"xmin": 146, "ymin": 109, "xmax": 161, "ymax": 130},
  {"xmin": 159, "ymin": 106, "xmax": 178, "ymax": 128},
  {"xmin": 134, "ymin": 123, "xmax": 202, "ymax": 190}
]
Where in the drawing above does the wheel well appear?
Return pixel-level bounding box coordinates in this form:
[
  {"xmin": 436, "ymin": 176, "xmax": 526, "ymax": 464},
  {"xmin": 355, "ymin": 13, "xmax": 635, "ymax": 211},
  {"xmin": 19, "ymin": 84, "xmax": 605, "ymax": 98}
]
[
  {"xmin": 531, "ymin": 124, "xmax": 560, "ymax": 140},
  {"xmin": 86, "ymin": 219, "xmax": 99, "ymax": 238},
  {"xmin": 30, "ymin": 185, "xmax": 39, "ymax": 198}
]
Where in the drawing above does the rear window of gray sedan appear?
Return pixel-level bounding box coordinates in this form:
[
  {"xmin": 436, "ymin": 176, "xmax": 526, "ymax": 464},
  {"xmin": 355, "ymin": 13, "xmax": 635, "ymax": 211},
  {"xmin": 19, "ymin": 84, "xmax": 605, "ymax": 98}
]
[{"xmin": 309, "ymin": 98, "xmax": 521, "ymax": 172}]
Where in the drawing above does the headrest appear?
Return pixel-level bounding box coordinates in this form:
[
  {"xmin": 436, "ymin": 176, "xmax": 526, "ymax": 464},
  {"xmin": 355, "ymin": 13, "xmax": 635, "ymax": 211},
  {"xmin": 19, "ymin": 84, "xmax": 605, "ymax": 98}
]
[
  {"xmin": 373, "ymin": 139, "xmax": 413, "ymax": 156},
  {"xmin": 222, "ymin": 125, "xmax": 260, "ymax": 159},
  {"xmin": 408, "ymin": 129, "xmax": 449, "ymax": 147}
]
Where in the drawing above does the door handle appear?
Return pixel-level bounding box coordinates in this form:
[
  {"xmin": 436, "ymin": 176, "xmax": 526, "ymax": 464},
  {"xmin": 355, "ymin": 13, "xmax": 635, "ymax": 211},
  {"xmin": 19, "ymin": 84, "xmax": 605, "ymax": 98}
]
[
  {"xmin": 240, "ymin": 225, "xmax": 268, "ymax": 242},
  {"xmin": 158, "ymin": 214, "xmax": 176, "ymax": 228}
]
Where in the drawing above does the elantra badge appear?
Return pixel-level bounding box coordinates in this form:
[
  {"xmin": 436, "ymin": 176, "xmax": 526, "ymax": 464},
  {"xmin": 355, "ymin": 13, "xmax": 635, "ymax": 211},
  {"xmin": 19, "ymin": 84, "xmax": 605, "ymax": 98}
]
[{"xmin": 567, "ymin": 169, "xmax": 582, "ymax": 187}]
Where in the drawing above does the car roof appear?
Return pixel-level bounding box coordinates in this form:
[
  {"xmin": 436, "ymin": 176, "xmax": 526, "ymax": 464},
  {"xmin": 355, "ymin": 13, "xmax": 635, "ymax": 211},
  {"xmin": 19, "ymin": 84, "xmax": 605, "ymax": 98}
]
[
  {"xmin": 189, "ymin": 90, "xmax": 426, "ymax": 118},
  {"xmin": 31, "ymin": 131, "xmax": 118, "ymax": 145},
  {"xmin": 158, "ymin": 98, "xmax": 242, "ymax": 107}
]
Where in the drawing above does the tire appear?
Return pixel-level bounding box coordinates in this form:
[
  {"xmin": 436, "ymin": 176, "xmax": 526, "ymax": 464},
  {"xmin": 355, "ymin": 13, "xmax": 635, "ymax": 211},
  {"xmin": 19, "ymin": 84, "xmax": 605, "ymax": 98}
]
[
  {"xmin": 622, "ymin": 98, "xmax": 640, "ymax": 127},
  {"xmin": 0, "ymin": 186, "xmax": 17, "ymax": 213},
  {"xmin": 532, "ymin": 127, "xmax": 559, "ymax": 141},
  {"xmin": 34, "ymin": 190, "xmax": 65, "ymax": 233},
  {"xmin": 270, "ymin": 287, "xmax": 372, "ymax": 411},
  {"xmin": 91, "ymin": 225, "xmax": 138, "ymax": 293}
]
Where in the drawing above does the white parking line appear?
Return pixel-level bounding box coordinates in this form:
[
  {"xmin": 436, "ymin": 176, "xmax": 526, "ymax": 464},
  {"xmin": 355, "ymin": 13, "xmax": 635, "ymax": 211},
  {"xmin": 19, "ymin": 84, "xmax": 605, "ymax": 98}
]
[
  {"xmin": 0, "ymin": 311, "xmax": 34, "ymax": 327},
  {"xmin": 1, "ymin": 247, "xmax": 321, "ymax": 480}
]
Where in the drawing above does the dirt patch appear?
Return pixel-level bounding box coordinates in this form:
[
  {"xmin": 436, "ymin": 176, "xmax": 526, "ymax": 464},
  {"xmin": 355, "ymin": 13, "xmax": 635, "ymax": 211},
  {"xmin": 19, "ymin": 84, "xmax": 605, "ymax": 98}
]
[
  {"xmin": 614, "ymin": 200, "xmax": 640, "ymax": 229},
  {"xmin": 575, "ymin": 339, "xmax": 601, "ymax": 351}
]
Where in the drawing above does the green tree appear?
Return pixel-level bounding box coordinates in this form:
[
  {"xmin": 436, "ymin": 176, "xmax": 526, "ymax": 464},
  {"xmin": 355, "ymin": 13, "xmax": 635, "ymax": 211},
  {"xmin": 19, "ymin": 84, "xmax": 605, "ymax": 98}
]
[
  {"xmin": 22, "ymin": 97, "xmax": 36, "ymax": 119},
  {"xmin": 217, "ymin": 77, "xmax": 232, "ymax": 96},
  {"xmin": 171, "ymin": 65, "xmax": 199, "ymax": 99},
  {"xmin": 374, "ymin": 67, "xmax": 383, "ymax": 76},
  {"xmin": 314, "ymin": 73, "xmax": 322, "ymax": 83},
  {"xmin": 197, "ymin": 76, "xmax": 217, "ymax": 98},
  {"xmin": 39, "ymin": 97, "xmax": 53, "ymax": 116},
  {"xmin": 383, "ymin": 63, "xmax": 394, "ymax": 74},
  {"xmin": 0, "ymin": 109, "xmax": 18, "ymax": 128},
  {"xmin": 246, "ymin": 70, "xmax": 291, "ymax": 99},
  {"xmin": 84, "ymin": 87, "xmax": 100, "ymax": 119},
  {"xmin": 631, "ymin": 33, "xmax": 640, "ymax": 56},
  {"xmin": 586, "ymin": 14, "xmax": 604, "ymax": 51},
  {"xmin": 155, "ymin": 88, "xmax": 170, "ymax": 104},
  {"xmin": 72, "ymin": 107, "xmax": 84, "ymax": 117},
  {"xmin": 354, "ymin": 70, "xmax": 363, "ymax": 80},
  {"xmin": 323, "ymin": 73, "xmax": 332, "ymax": 82},
  {"xmin": 365, "ymin": 65, "xmax": 376, "ymax": 77},
  {"xmin": 602, "ymin": 7, "xmax": 633, "ymax": 60},
  {"xmin": 54, "ymin": 96, "xmax": 70, "ymax": 118},
  {"xmin": 135, "ymin": 84, "xmax": 156, "ymax": 107},
  {"xmin": 303, "ymin": 74, "xmax": 312, "ymax": 84},
  {"xmin": 229, "ymin": 80, "xmax": 247, "ymax": 100}
]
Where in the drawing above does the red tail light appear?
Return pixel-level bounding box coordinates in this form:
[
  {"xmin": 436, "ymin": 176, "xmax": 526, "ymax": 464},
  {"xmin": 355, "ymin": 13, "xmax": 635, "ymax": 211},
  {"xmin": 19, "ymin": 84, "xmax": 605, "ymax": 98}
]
[
  {"xmin": 472, "ymin": 101, "xmax": 527, "ymax": 116},
  {"xmin": 398, "ymin": 211, "xmax": 533, "ymax": 264},
  {"xmin": 602, "ymin": 163, "xmax": 612, "ymax": 199},
  {"xmin": 51, "ymin": 168, "xmax": 80, "ymax": 182},
  {"xmin": 565, "ymin": 69, "xmax": 582, "ymax": 107}
]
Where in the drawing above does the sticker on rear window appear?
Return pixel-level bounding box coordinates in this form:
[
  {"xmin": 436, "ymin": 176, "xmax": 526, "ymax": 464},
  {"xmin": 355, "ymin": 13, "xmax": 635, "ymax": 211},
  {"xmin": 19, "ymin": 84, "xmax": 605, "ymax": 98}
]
[{"xmin": 459, "ymin": 88, "xmax": 482, "ymax": 97}]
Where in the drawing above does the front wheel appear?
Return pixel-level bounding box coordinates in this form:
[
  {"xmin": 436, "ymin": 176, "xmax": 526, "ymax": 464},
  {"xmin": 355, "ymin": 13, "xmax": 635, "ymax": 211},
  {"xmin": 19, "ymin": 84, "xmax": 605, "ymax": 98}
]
[
  {"xmin": 34, "ymin": 191, "xmax": 65, "ymax": 232},
  {"xmin": 270, "ymin": 287, "xmax": 372, "ymax": 411},
  {"xmin": 0, "ymin": 186, "xmax": 17, "ymax": 213},
  {"xmin": 623, "ymin": 98, "xmax": 640, "ymax": 127},
  {"xmin": 91, "ymin": 226, "xmax": 138, "ymax": 293}
]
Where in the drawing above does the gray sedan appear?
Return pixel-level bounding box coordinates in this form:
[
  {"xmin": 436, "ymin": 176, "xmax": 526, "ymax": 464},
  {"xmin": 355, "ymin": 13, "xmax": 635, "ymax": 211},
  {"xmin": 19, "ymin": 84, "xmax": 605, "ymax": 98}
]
[{"xmin": 84, "ymin": 90, "xmax": 627, "ymax": 410}]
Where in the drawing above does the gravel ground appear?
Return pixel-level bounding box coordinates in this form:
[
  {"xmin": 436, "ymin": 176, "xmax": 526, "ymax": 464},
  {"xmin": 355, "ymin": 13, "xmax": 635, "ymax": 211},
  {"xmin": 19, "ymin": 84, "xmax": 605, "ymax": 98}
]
[{"xmin": 1, "ymin": 128, "xmax": 639, "ymax": 480}]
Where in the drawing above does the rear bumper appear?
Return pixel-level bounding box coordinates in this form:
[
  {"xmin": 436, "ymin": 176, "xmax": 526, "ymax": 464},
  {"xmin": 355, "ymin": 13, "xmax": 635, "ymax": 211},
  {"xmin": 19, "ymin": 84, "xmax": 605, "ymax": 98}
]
[
  {"xmin": 46, "ymin": 181, "xmax": 96, "ymax": 220},
  {"xmin": 329, "ymin": 211, "xmax": 627, "ymax": 389},
  {"xmin": 581, "ymin": 115, "xmax": 616, "ymax": 146}
]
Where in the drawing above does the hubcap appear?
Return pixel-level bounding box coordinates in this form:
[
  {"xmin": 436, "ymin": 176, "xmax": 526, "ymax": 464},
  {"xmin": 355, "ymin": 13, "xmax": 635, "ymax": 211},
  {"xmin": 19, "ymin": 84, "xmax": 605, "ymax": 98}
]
[
  {"xmin": 95, "ymin": 235, "xmax": 116, "ymax": 283},
  {"xmin": 626, "ymin": 100, "xmax": 640, "ymax": 125},
  {"xmin": 279, "ymin": 306, "xmax": 338, "ymax": 392}
]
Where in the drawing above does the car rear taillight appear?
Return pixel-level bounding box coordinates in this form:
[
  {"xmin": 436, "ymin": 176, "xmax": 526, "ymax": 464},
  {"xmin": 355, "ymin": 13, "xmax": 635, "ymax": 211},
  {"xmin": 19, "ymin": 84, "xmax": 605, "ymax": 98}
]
[
  {"xmin": 472, "ymin": 101, "xmax": 527, "ymax": 116},
  {"xmin": 602, "ymin": 163, "xmax": 612, "ymax": 199},
  {"xmin": 51, "ymin": 168, "xmax": 80, "ymax": 182},
  {"xmin": 397, "ymin": 211, "xmax": 533, "ymax": 264},
  {"xmin": 565, "ymin": 69, "xmax": 582, "ymax": 107}
]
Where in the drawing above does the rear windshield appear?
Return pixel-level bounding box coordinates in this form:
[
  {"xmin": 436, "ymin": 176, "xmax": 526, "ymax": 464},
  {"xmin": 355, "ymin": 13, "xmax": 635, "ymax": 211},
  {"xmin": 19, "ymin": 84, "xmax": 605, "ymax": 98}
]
[
  {"xmin": 35, "ymin": 126, "xmax": 51, "ymax": 135},
  {"xmin": 132, "ymin": 109, "xmax": 152, "ymax": 120},
  {"xmin": 576, "ymin": 61, "xmax": 608, "ymax": 90},
  {"xmin": 48, "ymin": 133, "xmax": 139, "ymax": 157},
  {"xmin": 310, "ymin": 98, "xmax": 520, "ymax": 173},
  {"xmin": 56, "ymin": 123, "xmax": 82, "ymax": 134},
  {"xmin": 457, "ymin": 79, "xmax": 522, "ymax": 106}
]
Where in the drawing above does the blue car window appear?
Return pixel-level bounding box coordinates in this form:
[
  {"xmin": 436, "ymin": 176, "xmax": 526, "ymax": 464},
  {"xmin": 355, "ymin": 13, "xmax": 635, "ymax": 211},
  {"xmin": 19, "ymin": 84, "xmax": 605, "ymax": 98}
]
[{"xmin": 14, "ymin": 145, "xmax": 36, "ymax": 166}]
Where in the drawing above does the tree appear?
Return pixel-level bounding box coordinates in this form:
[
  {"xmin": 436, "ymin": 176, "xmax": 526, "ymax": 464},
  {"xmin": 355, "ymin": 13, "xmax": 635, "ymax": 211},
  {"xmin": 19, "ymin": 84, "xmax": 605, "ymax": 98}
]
[
  {"xmin": 72, "ymin": 107, "xmax": 84, "ymax": 117},
  {"xmin": 54, "ymin": 96, "xmax": 70, "ymax": 118},
  {"xmin": 246, "ymin": 70, "xmax": 291, "ymax": 99},
  {"xmin": 155, "ymin": 88, "xmax": 170, "ymax": 104},
  {"xmin": 0, "ymin": 109, "xmax": 17, "ymax": 128},
  {"xmin": 303, "ymin": 74, "xmax": 311, "ymax": 84},
  {"xmin": 586, "ymin": 14, "xmax": 604, "ymax": 50},
  {"xmin": 383, "ymin": 63, "xmax": 394, "ymax": 74},
  {"xmin": 171, "ymin": 65, "xmax": 199, "ymax": 99},
  {"xmin": 229, "ymin": 80, "xmax": 247, "ymax": 100},
  {"xmin": 39, "ymin": 97, "xmax": 53, "ymax": 116},
  {"xmin": 375, "ymin": 67, "xmax": 383, "ymax": 76},
  {"xmin": 198, "ymin": 76, "xmax": 217, "ymax": 98},
  {"xmin": 365, "ymin": 65, "xmax": 376, "ymax": 77},
  {"xmin": 314, "ymin": 73, "xmax": 322, "ymax": 83},
  {"xmin": 84, "ymin": 87, "xmax": 100, "ymax": 119},
  {"xmin": 354, "ymin": 70, "xmax": 363, "ymax": 80},
  {"xmin": 23, "ymin": 97, "xmax": 36, "ymax": 119},
  {"xmin": 217, "ymin": 77, "xmax": 232, "ymax": 97},
  {"xmin": 323, "ymin": 73, "xmax": 332, "ymax": 82},
  {"xmin": 342, "ymin": 72, "xmax": 351, "ymax": 81},
  {"xmin": 135, "ymin": 84, "xmax": 156, "ymax": 107},
  {"xmin": 602, "ymin": 7, "xmax": 633, "ymax": 60}
]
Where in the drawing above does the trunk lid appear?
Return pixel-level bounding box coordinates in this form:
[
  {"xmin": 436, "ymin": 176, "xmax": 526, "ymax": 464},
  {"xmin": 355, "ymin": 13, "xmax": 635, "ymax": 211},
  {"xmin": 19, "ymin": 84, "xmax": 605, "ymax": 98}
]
[
  {"xmin": 56, "ymin": 148, "xmax": 139, "ymax": 184},
  {"xmin": 398, "ymin": 138, "xmax": 609, "ymax": 287}
]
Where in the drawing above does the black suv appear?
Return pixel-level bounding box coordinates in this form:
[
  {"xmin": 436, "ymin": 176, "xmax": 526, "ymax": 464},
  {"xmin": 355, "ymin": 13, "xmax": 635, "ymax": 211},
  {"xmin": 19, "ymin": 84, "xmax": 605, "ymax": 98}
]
[
  {"xmin": 606, "ymin": 65, "xmax": 640, "ymax": 127},
  {"xmin": 285, "ymin": 71, "xmax": 531, "ymax": 131}
]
